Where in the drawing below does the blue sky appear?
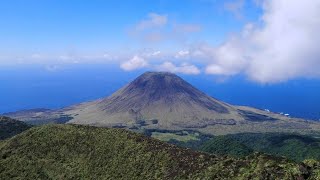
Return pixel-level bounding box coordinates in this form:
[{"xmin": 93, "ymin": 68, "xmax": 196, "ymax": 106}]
[
  {"xmin": 0, "ymin": 0, "xmax": 260, "ymax": 62},
  {"xmin": 1, "ymin": 0, "xmax": 319, "ymax": 83},
  {"xmin": 0, "ymin": 0, "xmax": 320, "ymax": 119}
]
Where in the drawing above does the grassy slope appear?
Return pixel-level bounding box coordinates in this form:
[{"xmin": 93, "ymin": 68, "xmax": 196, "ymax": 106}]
[
  {"xmin": 0, "ymin": 116, "xmax": 32, "ymax": 140},
  {"xmin": 151, "ymin": 131, "xmax": 199, "ymax": 142},
  {"xmin": 0, "ymin": 124, "xmax": 317, "ymax": 179}
]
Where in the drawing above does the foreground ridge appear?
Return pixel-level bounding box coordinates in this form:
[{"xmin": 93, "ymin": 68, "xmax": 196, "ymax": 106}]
[{"xmin": 0, "ymin": 124, "xmax": 318, "ymax": 179}]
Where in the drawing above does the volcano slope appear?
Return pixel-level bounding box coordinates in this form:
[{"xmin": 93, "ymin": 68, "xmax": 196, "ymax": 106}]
[
  {"xmin": 5, "ymin": 72, "xmax": 320, "ymax": 135},
  {"xmin": 0, "ymin": 124, "xmax": 318, "ymax": 179}
]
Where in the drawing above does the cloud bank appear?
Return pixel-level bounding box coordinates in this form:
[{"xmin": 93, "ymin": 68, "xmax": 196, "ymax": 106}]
[
  {"xmin": 120, "ymin": 55, "xmax": 148, "ymax": 71},
  {"xmin": 156, "ymin": 61, "xmax": 200, "ymax": 75},
  {"xmin": 120, "ymin": 54, "xmax": 200, "ymax": 75},
  {"xmin": 204, "ymin": 0, "xmax": 320, "ymax": 83},
  {"xmin": 135, "ymin": 13, "xmax": 168, "ymax": 31},
  {"xmin": 130, "ymin": 13, "xmax": 201, "ymax": 44},
  {"xmin": 123, "ymin": 1, "xmax": 320, "ymax": 82}
]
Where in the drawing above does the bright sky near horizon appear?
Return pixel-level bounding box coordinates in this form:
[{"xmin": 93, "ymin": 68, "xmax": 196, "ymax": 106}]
[{"xmin": 1, "ymin": 0, "xmax": 320, "ymax": 84}]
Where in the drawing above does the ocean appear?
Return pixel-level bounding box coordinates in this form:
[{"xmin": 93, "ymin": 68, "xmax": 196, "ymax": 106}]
[{"xmin": 0, "ymin": 64, "xmax": 319, "ymax": 120}]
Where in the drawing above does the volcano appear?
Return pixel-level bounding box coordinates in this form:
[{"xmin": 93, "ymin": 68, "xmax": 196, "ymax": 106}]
[
  {"xmin": 5, "ymin": 72, "xmax": 320, "ymax": 135},
  {"xmin": 62, "ymin": 72, "xmax": 243, "ymax": 128}
]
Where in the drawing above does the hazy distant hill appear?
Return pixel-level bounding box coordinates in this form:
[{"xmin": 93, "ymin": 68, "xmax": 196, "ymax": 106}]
[
  {"xmin": 5, "ymin": 72, "xmax": 320, "ymax": 136},
  {"xmin": 1, "ymin": 124, "xmax": 318, "ymax": 179}
]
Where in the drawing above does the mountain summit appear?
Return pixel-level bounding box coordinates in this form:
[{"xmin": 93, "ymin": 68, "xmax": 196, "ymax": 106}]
[
  {"xmin": 5, "ymin": 72, "xmax": 320, "ymax": 135},
  {"xmin": 99, "ymin": 72, "xmax": 229, "ymax": 114},
  {"xmin": 64, "ymin": 72, "xmax": 243, "ymax": 129}
]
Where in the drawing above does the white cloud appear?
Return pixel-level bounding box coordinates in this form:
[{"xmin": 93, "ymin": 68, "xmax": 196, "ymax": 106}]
[
  {"xmin": 175, "ymin": 50, "xmax": 190, "ymax": 59},
  {"xmin": 31, "ymin": 53, "xmax": 43, "ymax": 59},
  {"xmin": 205, "ymin": 37, "xmax": 248, "ymax": 76},
  {"xmin": 131, "ymin": 13, "xmax": 202, "ymax": 44},
  {"xmin": 224, "ymin": 0, "xmax": 245, "ymax": 19},
  {"xmin": 173, "ymin": 24, "xmax": 202, "ymax": 33},
  {"xmin": 136, "ymin": 13, "xmax": 168, "ymax": 31},
  {"xmin": 205, "ymin": 0, "xmax": 320, "ymax": 83},
  {"xmin": 151, "ymin": 51, "xmax": 161, "ymax": 56},
  {"xmin": 143, "ymin": 51, "xmax": 161, "ymax": 58},
  {"xmin": 45, "ymin": 65, "xmax": 61, "ymax": 72},
  {"xmin": 135, "ymin": 50, "xmax": 163, "ymax": 59},
  {"xmin": 120, "ymin": 55, "xmax": 148, "ymax": 71},
  {"xmin": 206, "ymin": 64, "xmax": 232, "ymax": 76},
  {"xmin": 142, "ymin": 32, "xmax": 166, "ymax": 43},
  {"xmin": 59, "ymin": 55, "xmax": 75, "ymax": 61},
  {"xmin": 44, "ymin": 53, "xmax": 117, "ymax": 64},
  {"xmin": 130, "ymin": 13, "xmax": 169, "ymax": 43},
  {"xmin": 156, "ymin": 61, "xmax": 200, "ymax": 75},
  {"xmin": 102, "ymin": 53, "xmax": 114, "ymax": 60}
]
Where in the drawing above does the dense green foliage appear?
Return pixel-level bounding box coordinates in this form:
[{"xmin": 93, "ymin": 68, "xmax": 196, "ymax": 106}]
[
  {"xmin": 0, "ymin": 116, "xmax": 32, "ymax": 140},
  {"xmin": 143, "ymin": 129, "xmax": 320, "ymax": 162},
  {"xmin": 0, "ymin": 124, "xmax": 317, "ymax": 179},
  {"xmin": 200, "ymin": 136, "xmax": 253, "ymax": 158},
  {"xmin": 200, "ymin": 133, "xmax": 320, "ymax": 162}
]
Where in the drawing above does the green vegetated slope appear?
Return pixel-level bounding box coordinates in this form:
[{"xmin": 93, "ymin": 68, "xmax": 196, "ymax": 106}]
[
  {"xmin": 0, "ymin": 116, "xmax": 32, "ymax": 140},
  {"xmin": 200, "ymin": 133, "xmax": 320, "ymax": 162},
  {"xmin": 0, "ymin": 124, "xmax": 318, "ymax": 179},
  {"xmin": 200, "ymin": 135, "xmax": 254, "ymax": 158},
  {"xmin": 146, "ymin": 129, "xmax": 320, "ymax": 163}
]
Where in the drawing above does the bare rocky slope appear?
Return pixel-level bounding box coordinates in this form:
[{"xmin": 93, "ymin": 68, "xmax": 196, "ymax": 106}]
[{"xmin": 4, "ymin": 72, "xmax": 320, "ymax": 135}]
